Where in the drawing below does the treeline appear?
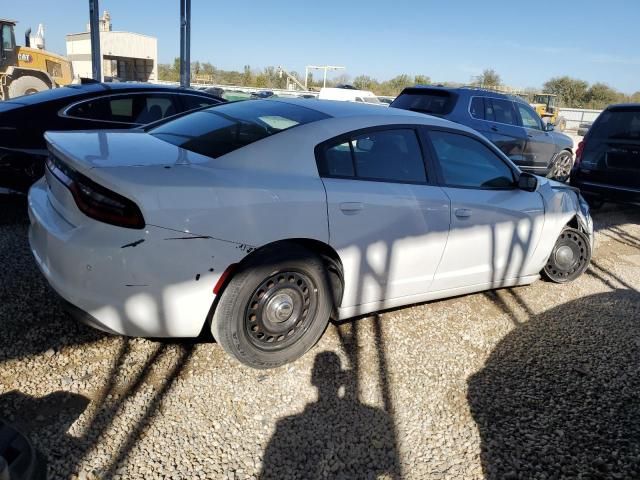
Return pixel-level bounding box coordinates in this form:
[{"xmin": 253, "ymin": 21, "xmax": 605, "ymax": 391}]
[
  {"xmin": 157, "ymin": 58, "xmax": 431, "ymax": 96},
  {"xmin": 158, "ymin": 61, "xmax": 640, "ymax": 109}
]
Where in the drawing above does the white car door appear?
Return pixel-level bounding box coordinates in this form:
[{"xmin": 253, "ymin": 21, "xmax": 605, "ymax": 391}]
[
  {"xmin": 316, "ymin": 127, "xmax": 451, "ymax": 311},
  {"xmin": 425, "ymin": 129, "xmax": 545, "ymax": 291}
]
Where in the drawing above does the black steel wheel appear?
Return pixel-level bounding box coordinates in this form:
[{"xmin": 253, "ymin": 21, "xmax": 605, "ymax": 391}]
[
  {"xmin": 543, "ymin": 227, "xmax": 591, "ymax": 283},
  {"xmin": 211, "ymin": 244, "xmax": 334, "ymax": 369},
  {"xmin": 244, "ymin": 270, "xmax": 318, "ymax": 351}
]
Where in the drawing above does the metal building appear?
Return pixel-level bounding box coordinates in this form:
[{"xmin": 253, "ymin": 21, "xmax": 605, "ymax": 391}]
[{"xmin": 65, "ymin": 10, "xmax": 157, "ymax": 82}]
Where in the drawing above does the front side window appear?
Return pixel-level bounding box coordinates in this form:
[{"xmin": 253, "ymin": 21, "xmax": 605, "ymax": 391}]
[
  {"xmin": 150, "ymin": 100, "xmax": 329, "ymax": 159},
  {"xmin": 429, "ymin": 130, "xmax": 515, "ymax": 189},
  {"xmin": 68, "ymin": 94, "xmax": 179, "ymax": 124},
  {"xmin": 319, "ymin": 128, "xmax": 426, "ymax": 183},
  {"xmin": 516, "ymin": 103, "xmax": 543, "ymax": 130}
]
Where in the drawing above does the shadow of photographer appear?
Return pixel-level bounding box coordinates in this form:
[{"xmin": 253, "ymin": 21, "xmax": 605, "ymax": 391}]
[{"xmin": 260, "ymin": 351, "xmax": 400, "ymax": 479}]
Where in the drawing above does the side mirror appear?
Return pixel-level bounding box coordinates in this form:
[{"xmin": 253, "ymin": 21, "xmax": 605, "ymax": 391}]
[
  {"xmin": 544, "ymin": 122, "xmax": 555, "ymax": 132},
  {"xmin": 518, "ymin": 172, "xmax": 538, "ymax": 192}
]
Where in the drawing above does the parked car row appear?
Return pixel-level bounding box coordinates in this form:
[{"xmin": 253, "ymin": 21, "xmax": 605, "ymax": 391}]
[
  {"xmin": 27, "ymin": 98, "xmax": 594, "ymax": 368},
  {"xmin": 0, "ymin": 82, "xmax": 225, "ymax": 193}
]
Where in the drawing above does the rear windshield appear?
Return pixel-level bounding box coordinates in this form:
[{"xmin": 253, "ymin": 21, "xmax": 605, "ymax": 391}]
[
  {"xmin": 149, "ymin": 100, "xmax": 329, "ymax": 158},
  {"xmin": 592, "ymin": 108, "xmax": 640, "ymax": 140},
  {"xmin": 391, "ymin": 89, "xmax": 457, "ymax": 116}
]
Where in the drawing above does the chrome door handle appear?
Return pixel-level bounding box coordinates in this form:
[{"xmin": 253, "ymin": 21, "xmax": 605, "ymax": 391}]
[
  {"xmin": 339, "ymin": 202, "xmax": 363, "ymax": 215},
  {"xmin": 455, "ymin": 208, "xmax": 472, "ymax": 218}
]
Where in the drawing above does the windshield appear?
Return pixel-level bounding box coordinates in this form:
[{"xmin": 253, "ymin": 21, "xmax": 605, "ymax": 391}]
[
  {"xmin": 591, "ymin": 109, "xmax": 640, "ymax": 141},
  {"xmin": 149, "ymin": 100, "xmax": 329, "ymax": 159}
]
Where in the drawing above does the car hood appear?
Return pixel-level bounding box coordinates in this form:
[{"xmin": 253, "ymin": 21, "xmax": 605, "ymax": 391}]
[
  {"xmin": 44, "ymin": 130, "xmax": 210, "ymax": 173},
  {"xmin": 548, "ymin": 131, "xmax": 574, "ymax": 149}
]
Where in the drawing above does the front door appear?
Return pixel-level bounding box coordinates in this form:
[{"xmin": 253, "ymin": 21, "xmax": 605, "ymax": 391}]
[
  {"xmin": 515, "ymin": 101, "xmax": 558, "ymax": 172},
  {"xmin": 425, "ymin": 129, "xmax": 545, "ymax": 291},
  {"xmin": 317, "ymin": 127, "xmax": 451, "ymax": 311}
]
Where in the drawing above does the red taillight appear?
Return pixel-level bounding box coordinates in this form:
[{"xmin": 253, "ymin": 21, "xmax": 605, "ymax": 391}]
[
  {"xmin": 46, "ymin": 155, "xmax": 145, "ymax": 229},
  {"xmin": 575, "ymin": 139, "xmax": 586, "ymax": 166}
]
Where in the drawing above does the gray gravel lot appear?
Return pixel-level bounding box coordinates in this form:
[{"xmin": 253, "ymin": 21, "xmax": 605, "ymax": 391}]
[{"xmin": 1, "ymin": 196, "xmax": 639, "ymax": 480}]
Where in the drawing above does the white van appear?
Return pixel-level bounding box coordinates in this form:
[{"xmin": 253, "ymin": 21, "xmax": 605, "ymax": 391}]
[{"xmin": 318, "ymin": 87, "xmax": 385, "ymax": 106}]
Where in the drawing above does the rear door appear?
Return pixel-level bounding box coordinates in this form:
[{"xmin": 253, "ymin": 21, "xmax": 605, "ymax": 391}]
[
  {"xmin": 317, "ymin": 126, "xmax": 451, "ymax": 310},
  {"xmin": 476, "ymin": 97, "xmax": 528, "ymax": 166},
  {"xmin": 425, "ymin": 128, "xmax": 545, "ymax": 291},
  {"xmin": 514, "ymin": 101, "xmax": 557, "ymax": 172},
  {"xmin": 581, "ymin": 106, "xmax": 640, "ymax": 189}
]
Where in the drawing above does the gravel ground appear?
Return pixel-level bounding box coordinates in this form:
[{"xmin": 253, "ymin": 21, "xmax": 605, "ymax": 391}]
[{"xmin": 0, "ymin": 196, "xmax": 639, "ymax": 480}]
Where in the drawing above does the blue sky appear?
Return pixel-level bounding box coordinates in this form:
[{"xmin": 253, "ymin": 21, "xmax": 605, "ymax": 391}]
[{"xmin": 5, "ymin": 0, "xmax": 640, "ymax": 93}]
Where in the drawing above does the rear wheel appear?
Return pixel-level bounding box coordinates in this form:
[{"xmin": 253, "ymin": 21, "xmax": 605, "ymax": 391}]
[
  {"xmin": 548, "ymin": 151, "xmax": 574, "ymax": 183},
  {"xmin": 211, "ymin": 244, "xmax": 333, "ymax": 369},
  {"xmin": 7, "ymin": 76, "xmax": 49, "ymax": 99},
  {"xmin": 543, "ymin": 227, "xmax": 591, "ymax": 283}
]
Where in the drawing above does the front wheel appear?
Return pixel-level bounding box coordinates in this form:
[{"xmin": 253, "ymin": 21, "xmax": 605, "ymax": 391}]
[
  {"xmin": 543, "ymin": 227, "xmax": 591, "ymax": 283},
  {"xmin": 211, "ymin": 244, "xmax": 333, "ymax": 369}
]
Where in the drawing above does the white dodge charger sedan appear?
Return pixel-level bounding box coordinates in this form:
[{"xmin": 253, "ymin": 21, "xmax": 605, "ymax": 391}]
[{"xmin": 28, "ymin": 99, "xmax": 593, "ymax": 368}]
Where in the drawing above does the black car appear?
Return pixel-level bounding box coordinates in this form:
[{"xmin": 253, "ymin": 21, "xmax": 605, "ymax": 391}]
[
  {"xmin": 571, "ymin": 104, "xmax": 640, "ymax": 205},
  {"xmin": 390, "ymin": 86, "xmax": 575, "ymax": 181},
  {"xmin": 0, "ymin": 82, "xmax": 225, "ymax": 193}
]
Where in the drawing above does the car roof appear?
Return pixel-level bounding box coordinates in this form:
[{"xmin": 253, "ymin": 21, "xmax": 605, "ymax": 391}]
[
  {"xmin": 2, "ymin": 82, "xmax": 216, "ymax": 107},
  {"xmin": 272, "ymin": 97, "xmax": 430, "ymax": 118},
  {"xmin": 401, "ymin": 85, "xmax": 518, "ymax": 100},
  {"xmin": 606, "ymin": 103, "xmax": 640, "ymax": 112},
  {"xmin": 267, "ymin": 98, "xmax": 478, "ymax": 133}
]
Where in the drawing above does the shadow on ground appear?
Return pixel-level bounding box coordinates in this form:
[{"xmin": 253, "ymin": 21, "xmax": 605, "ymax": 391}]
[
  {"xmin": 468, "ymin": 289, "xmax": 640, "ymax": 479},
  {"xmin": 260, "ymin": 350, "xmax": 400, "ymax": 479}
]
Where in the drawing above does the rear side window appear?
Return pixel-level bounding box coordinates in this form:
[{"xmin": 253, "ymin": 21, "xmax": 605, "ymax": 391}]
[
  {"xmin": 150, "ymin": 100, "xmax": 329, "ymax": 159},
  {"xmin": 591, "ymin": 109, "xmax": 640, "ymax": 140},
  {"xmin": 486, "ymin": 98, "xmax": 518, "ymax": 126},
  {"xmin": 429, "ymin": 130, "xmax": 515, "ymax": 189},
  {"xmin": 469, "ymin": 97, "xmax": 485, "ymax": 120},
  {"xmin": 319, "ymin": 128, "xmax": 427, "ymax": 183},
  {"xmin": 391, "ymin": 89, "xmax": 456, "ymax": 116}
]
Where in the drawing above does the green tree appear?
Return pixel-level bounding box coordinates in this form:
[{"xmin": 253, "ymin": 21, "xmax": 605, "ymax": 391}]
[
  {"xmin": 413, "ymin": 74, "xmax": 431, "ymax": 85},
  {"xmin": 584, "ymin": 82, "xmax": 622, "ymax": 109},
  {"xmin": 354, "ymin": 75, "xmax": 380, "ymax": 91},
  {"xmin": 473, "ymin": 69, "xmax": 501, "ymax": 88},
  {"xmin": 543, "ymin": 76, "xmax": 589, "ymax": 108}
]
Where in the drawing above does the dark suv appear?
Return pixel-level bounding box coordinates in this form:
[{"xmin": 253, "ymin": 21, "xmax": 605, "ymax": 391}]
[
  {"xmin": 391, "ymin": 86, "xmax": 575, "ymax": 181},
  {"xmin": 571, "ymin": 104, "xmax": 640, "ymax": 205}
]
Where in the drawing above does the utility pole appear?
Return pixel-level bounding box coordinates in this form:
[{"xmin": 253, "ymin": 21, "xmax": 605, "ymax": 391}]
[
  {"xmin": 179, "ymin": 0, "xmax": 191, "ymax": 87},
  {"xmin": 88, "ymin": 0, "xmax": 101, "ymax": 81}
]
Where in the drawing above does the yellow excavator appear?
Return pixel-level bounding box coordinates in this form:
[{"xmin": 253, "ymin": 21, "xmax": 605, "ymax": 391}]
[
  {"xmin": 530, "ymin": 93, "xmax": 567, "ymax": 131},
  {"xmin": 0, "ymin": 18, "xmax": 73, "ymax": 100}
]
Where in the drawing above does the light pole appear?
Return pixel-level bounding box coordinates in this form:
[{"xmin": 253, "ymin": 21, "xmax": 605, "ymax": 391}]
[{"xmin": 305, "ymin": 65, "xmax": 345, "ymax": 90}]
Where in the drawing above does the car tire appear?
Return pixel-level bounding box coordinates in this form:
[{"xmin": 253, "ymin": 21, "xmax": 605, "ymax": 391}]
[
  {"xmin": 8, "ymin": 76, "xmax": 49, "ymax": 99},
  {"xmin": 211, "ymin": 244, "xmax": 333, "ymax": 369},
  {"xmin": 543, "ymin": 227, "xmax": 591, "ymax": 283},
  {"xmin": 547, "ymin": 151, "xmax": 574, "ymax": 183}
]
